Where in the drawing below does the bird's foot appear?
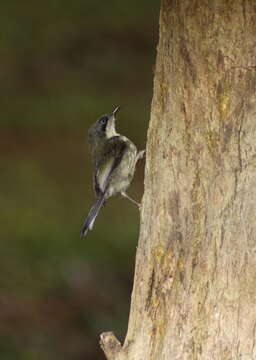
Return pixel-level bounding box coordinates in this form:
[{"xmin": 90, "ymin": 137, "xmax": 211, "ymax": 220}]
[{"xmin": 136, "ymin": 149, "xmax": 146, "ymax": 162}]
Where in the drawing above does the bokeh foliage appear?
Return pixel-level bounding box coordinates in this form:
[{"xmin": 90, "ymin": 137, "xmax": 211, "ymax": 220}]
[{"xmin": 0, "ymin": 1, "xmax": 159, "ymax": 359}]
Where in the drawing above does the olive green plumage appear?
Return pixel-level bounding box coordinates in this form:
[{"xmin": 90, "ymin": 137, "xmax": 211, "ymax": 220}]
[{"xmin": 80, "ymin": 106, "xmax": 144, "ymax": 237}]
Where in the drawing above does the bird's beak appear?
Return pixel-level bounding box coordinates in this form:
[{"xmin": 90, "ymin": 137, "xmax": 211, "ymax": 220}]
[{"xmin": 112, "ymin": 106, "xmax": 120, "ymax": 116}]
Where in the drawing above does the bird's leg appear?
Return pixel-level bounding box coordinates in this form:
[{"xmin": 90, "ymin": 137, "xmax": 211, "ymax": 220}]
[
  {"xmin": 120, "ymin": 150, "xmax": 145, "ymax": 210},
  {"xmin": 121, "ymin": 191, "xmax": 141, "ymax": 209}
]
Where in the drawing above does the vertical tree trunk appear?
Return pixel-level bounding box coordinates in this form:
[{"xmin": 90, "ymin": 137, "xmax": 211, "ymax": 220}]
[{"xmin": 101, "ymin": 0, "xmax": 256, "ymax": 359}]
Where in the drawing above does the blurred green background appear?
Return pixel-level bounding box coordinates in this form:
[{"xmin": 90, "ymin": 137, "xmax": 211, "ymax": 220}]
[{"xmin": 0, "ymin": 1, "xmax": 159, "ymax": 359}]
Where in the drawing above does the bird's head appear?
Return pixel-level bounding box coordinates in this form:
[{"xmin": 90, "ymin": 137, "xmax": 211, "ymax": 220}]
[{"xmin": 89, "ymin": 106, "xmax": 120, "ymax": 140}]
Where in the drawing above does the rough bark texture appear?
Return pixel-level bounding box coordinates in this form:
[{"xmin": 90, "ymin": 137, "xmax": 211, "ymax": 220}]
[{"xmin": 101, "ymin": 0, "xmax": 256, "ymax": 359}]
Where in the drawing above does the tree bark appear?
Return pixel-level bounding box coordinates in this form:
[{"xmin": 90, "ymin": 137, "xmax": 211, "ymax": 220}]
[{"xmin": 101, "ymin": 0, "xmax": 256, "ymax": 359}]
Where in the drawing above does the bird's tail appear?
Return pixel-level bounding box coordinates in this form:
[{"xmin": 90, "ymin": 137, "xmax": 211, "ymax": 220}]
[{"xmin": 80, "ymin": 195, "xmax": 105, "ymax": 237}]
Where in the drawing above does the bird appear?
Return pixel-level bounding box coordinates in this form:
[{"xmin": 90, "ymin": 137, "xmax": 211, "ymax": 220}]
[{"xmin": 80, "ymin": 106, "xmax": 145, "ymax": 237}]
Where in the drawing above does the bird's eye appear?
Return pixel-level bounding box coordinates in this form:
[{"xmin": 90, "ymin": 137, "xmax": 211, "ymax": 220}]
[{"xmin": 100, "ymin": 116, "xmax": 108, "ymax": 124}]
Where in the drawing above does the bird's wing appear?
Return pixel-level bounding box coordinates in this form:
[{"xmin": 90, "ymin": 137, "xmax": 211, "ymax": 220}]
[
  {"xmin": 93, "ymin": 171, "xmax": 103, "ymax": 197},
  {"xmin": 95, "ymin": 136, "xmax": 128, "ymax": 194}
]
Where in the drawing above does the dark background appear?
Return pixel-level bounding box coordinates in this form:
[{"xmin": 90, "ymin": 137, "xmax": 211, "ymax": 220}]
[{"xmin": 0, "ymin": 1, "xmax": 159, "ymax": 359}]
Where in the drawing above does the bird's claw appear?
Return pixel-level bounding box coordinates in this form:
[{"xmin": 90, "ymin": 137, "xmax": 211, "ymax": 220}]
[{"xmin": 137, "ymin": 149, "xmax": 146, "ymax": 161}]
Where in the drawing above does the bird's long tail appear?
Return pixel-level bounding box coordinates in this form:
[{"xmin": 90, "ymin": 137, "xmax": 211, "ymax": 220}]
[{"xmin": 80, "ymin": 195, "xmax": 105, "ymax": 237}]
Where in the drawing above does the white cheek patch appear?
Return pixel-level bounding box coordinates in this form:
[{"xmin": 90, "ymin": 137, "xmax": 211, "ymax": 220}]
[{"xmin": 106, "ymin": 117, "xmax": 117, "ymax": 138}]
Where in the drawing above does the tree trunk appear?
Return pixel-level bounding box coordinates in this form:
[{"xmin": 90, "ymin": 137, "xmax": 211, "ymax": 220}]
[{"xmin": 100, "ymin": 0, "xmax": 256, "ymax": 359}]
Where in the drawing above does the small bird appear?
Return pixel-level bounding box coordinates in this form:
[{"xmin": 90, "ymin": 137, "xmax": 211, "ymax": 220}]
[{"xmin": 80, "ymin": 106, "xmax": 145, "ymax": 237}]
